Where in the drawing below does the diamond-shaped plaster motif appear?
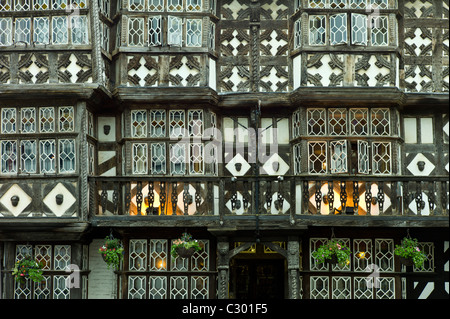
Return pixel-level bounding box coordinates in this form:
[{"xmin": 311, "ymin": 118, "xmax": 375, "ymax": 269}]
[
  {"xmin": 406, "ymin": 153, "xmax": 435, "ymax": 176},
  {"xmin": 225, "ymin": 153, "xmax": 251, "ymax": 176},
  {"xmin": 0, "ymin": 184, "xmax": 32, "ymax": 217},
  {"xmin": 261, "ymin": 153, "xmax": 289, "ymax": 175},
  {"xmin": 43, "ymin": 183, "xmax": 76, "ymax": 217}
]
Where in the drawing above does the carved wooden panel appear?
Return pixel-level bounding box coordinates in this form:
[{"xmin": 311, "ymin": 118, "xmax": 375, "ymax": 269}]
[
  {"xmin": 0, "ymin": 54, "xmax": 10, "ymax": 84},
  {"xmin": 57, "ymin": 53, "xmax": 93, "ymax": 84},
  {"xmin": 127, "ymin": 55, "xmax": 159, "ymax": 87},
  {"xmin": 18, "ymin": 53, "xmax": 49, "ymax": 84}
]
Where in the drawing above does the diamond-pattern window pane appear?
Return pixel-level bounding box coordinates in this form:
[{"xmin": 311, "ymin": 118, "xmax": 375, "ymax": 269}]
[
  {"xmin": 293, "ymin": 143, "xmax": 301, "ymax": 174},
  {"xmin": 332, "ymin": 277, "xmax": 351, "ymax": 299},
  {"xmin": 71, "ymin": 15, "xmax": 88, "ymax": 44},
  {"xmin": 14, "ymin": 18, "xmax": 31, "ymax": 44},
  {"xmin": 372, "ymin": 142, "xmax": 391, "ymax": 174},
  {"xmin": 307, "ymin": 108, "xmax": 326, "ymax": 135},
  {"xmin": 353, "ymin": 239, "xmax": 372, "ymax": 272},
  {"xmin": 168, "ymin": 16, "xmax": 182, "ymax": 46},
  {"xmin": 375, "ymin": 277, "xmax": 395, "ymax": 299},
  {"xmin": 357, "ymin": 140, "xmax": 369, "ymax": 174},
  {"xmin": 171, "ymin": 240, "xmax": 188, "ymax": 271},
  {"xmin": 188, "ymin": 110, "xmax": 203, "ymax": 137},
  {"xmin": 354, "ymin": 277, "xmax": 374, "ymax": 299},
  {"xmin": 21, "ymin": 108, "xmax": 36, "ymax": 133},
  {"xmin": 128, "ymin": 17, "xmax": 144, "ymax": 46},
  {"xmin": 330, "ymin": 140, "xmax": 347, "ymax": 173},
  {"xmin": 310, "ymin": 276, "xmax": 329, "ymax": 299},
  {"xmin": 349, "ymin": 0, "xmax": 365, "ymax": 9},
  {"xmin": 52, "ymin": 16, "xmax": 68, "ymax": 44},
  {"xmin": 308, "ymin": 141, "xmax": 327, "ymax": 174},
  {"xmin": 330, "ymin": 0, "xmax": 347, "ymax": 8},
  {"xmin": 0, "ymin": 0, "xmax": 12, "ymax": 11},
  {"xmin": 169, "ymin": 110, "xmax": 185, "ymax": 138},
  {"xmin": 40, "ymin": 139, "xmax": 55, "ymax": 173},
  {"xmin": 329, "ymin": 108, "xmax": 347, "ymax": 135},
  {"xmin": 294, "ymin": 18, "xmax": 301, "ymax": 49},
  {"xmin": 15, "ymin": 279, "xmax": 31, "ymax": 299},
  {"xmin": 34, "ymin": 0, "xmax": 49, "ymax": 10},
  {"xmin": 151, "ymin": 143, "xmax": 166, "ymax": 174},
  {"xmin": 129, "ymin": 239, "xmax": 147, "ymax": 271},
  {"xmin": 190, "ymin": 143, "xmax": 204, "ymax": 174},
  {"xmin": 292, "ymin": 109, "xmax": 301, "ymax": 138},
  {"xmin": 150, "ymin": 110, "xmax": 166, "ymax": 137},
  {"xmin": 371, "ymin": 16, "xmax": 388, "ymax": 46},
  {"xmin": 34, "ymin": 17, "xmax": 49, "ymax": 44},
  {"xmin": 349, "ymin": 108, "xmax": 368, "ymax": 135},
  {"xmin": 330, "ymin": 13, "xmax": 347, "ymax": 45},
  {"xmin": 132, "ymin": 143, "xmax": 148, "ymax": 174},
  {"xmin": 149, "ymin": 0, "xmax": 163, "ymax": 11},
  {"xmin": 59, "ymin": 139, "xmax": 76, "ymax": 173},
  {"xmin": 15, "ymin": 0, "xmax": 30, "ymax": 10},
  {"xmin": 2, "ymin": 108, "xmax": 16, "ymax": 133},
  {"xmin": 191, "ymin": 240, "xmax": 209, "ymax": 271},
  {"xmin": 352, "ymin": 13, "xmax": 367, "ymax": 45},
  {"xmin": 414, "ymin": 242, "xmax": 434, "ymax": 272},
  {"xmin": 1, "ymin": 140, "xmax": 17, "ymax": 173},
  {"xmin": 170, "ymin": 143, "xmax": 186, "ymax": 175},
  {"xmin": 129, "ymin": 0, "xmax": 144, "ymax": 11},
  {"xmin": 15, "ymin": 245, "xmax": 32, "ymax": 261},
  {"xmin": 40, "ymin": 107, "xmax": 55, "ymax": 133},
  {"xmin": 187, "ymin": 0, "xmax": 201, "ymax": 12},
  {"xmin": 148, "ymin": 16, "xmax": 162, "ymax": 46},
  {"xmin": 71, "ymin": 0, "xmax": 88, "ymax": 8},
  {"xmin": 308, "ymin": 0, "xmax": 327, "ymax": 8},
  {"xmin": 371, "ymin": 108, "xmax": 390, "ymax": 136},
  {"xmin": 149, "ymin": 276, "xmax": 167, "ymax": 299},
  {"xmin": 370, "ymin": 0, "xmax": 388, "ymax": 9},
  {"xmin": 131, "ymin": 110, "xmax": 147, "ymax": 137},
  {"xmin": 54, "ymin": 245, "xmax": 71, "ymax": 270},
  {"xmin": 186, "ymin": 19, "xmax": 202, "ymax": 47},
  {"xmin": 0, "ymin": 18, "xmax": 12, "ymax": 46},
  {"xmin": 167, "ymin": 0, "xmax": 182, "ymax": 12},
  {"xmin": 310, "ymin": 238, "xmax": 329, "ymax": 271},
  {"xmin": 128, "ymin": 276, "xmax": 146, "ymax": 299},
  {"xmin": 170, "ymin": 276, "xmax": 188, "ymax": 299},
  {"xmin": 375, "ymin": 239, "xmax": 394, "ymax": 272},
  {"xmin": 309, "ymin": 15, "xmax": 326, "ymax": 45},
  {"xmin": 150, "ymin": 239, "xmax": 167, "ymax": 271},
  {"xmin": 20, "ymin": 140, "xmax": 37, "ymax": 173},
  {"xmin": 52, "ymin": 0, "xmax": 67, "ymax": 10},
  {"xmin": 191, "ymin": 276, "xmax": 209, "ymax": 299},
  {"xmin": 59, "ymin": 106, "xmax": 74, "ymax": 132},
  {"xmin": 34, "ymin": 276, "xmax": 51, "ymax": 299}
]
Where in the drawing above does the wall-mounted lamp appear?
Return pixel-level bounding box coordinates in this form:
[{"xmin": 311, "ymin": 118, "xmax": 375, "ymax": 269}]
[{"xmin": 322, "ymin": 194, "xmax": 329, "ymax": 205}]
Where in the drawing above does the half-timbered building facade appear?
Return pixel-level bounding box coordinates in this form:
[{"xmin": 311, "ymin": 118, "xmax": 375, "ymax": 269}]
[{"xmin": 0, "ymin": 0, "xmax": 448, "ymax": 299}]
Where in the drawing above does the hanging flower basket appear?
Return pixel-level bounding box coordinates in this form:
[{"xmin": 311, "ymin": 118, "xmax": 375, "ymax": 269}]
[
  {"xmin": 394, "ymin": 237, "xmax": 426, "ymax": 269},
  {"xmin": 171, "ymin": 233, "xmax": 202, "ymax": 259},
  {"xmin": 12, "ymin": 256, "xmax": 44, "ymax": 284},
  {"xmin": 99, "ymin": 235, "xmax": 124, "ymax": 270},
  {"xmin": 312, "ymin": 240, "xmax": 351, "ymax": 267}
]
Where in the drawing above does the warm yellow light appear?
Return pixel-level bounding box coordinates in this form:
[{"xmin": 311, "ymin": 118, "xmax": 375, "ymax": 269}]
[
  {"xmin": 156, "ymin": 259, "xmax": 166, "ymax": 270},
  {"xmin": 358, "ymin": 252, "xmax": 366, "ymax": 259}
]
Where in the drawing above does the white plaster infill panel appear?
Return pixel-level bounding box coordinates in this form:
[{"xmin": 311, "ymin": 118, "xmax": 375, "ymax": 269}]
[
  {"xmin": 0, "ymin": 184, "xmax": 32, "ymax": 217},
  {"xmin": 43, "ymin": 182, "xmax": 76, "ymax": 217}
]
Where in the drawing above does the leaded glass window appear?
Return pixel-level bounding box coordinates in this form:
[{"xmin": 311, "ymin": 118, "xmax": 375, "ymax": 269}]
[
  {"xmin": 20, "ymin": 140, "xmax": 36, "ymax": 173},
  {"xmin": 371, "ymin": 16, "xmax": 388, "ymax": 46},
  {"xmin": 150, "ymin": 110, "xmax": 166, "ymax": 137},
  {"xmin": 40, "ymin": 107, "xmax": 55, "ymax": 133},
  {"xmin": 40, "ymin": 139, "xmax": 56, "ymax": 173},
  {"xmin": 131, "ymin": 110, "xmax": 148, "ymax": 138},
  {"xmin": 357, "ymin": 140, "xmax": 369, "ymax": 174},
  {"xmin": 14, "ymin": 17, "xmax": 31, "ymax": 44},
  {"xmin": 189, "ymin": 143, "xmax": 204, "ymax": 174},
  {"xmin": 372, "ymin": 142, "xmax": 391, "ymax": 174},
  {"xmin": 328, "ymin": 108, "xmax": 347, "ymax": 136},
  {"xmin": 330, "ymin": 0, "xmax": 346, "ymax": 8},
  {"xmin": 129, "ymin": 0, "xmax": 145, "ymax": 11},
  {"xmin": 169, "ymin": 110, "xmax": 185, "ymax": 138},
  {"xmin": 59, "ymin": 139, "xmax": 76, "ymax": 173},
  {"xmin": 369, "ymin": 0, "xmax": 388, "ymax": 9},
  {"xmin": 307, "ymin": 108, "xmax": 326, "ymax": 136},
  {"xmin": 52, "ymin": 16, "xmax": 68, "ymax": 44},
  {"xmin": 2, "ymin": 108, "xmax": 16, "ymax": 133},
  {"xmin": 188, "ymin": 110, "xmax": 203, "ymax": 137},
  {"xmin": 186, "ymin": 0, "xmax": 201, "ymax": 12},
  {"xmin": 308, "ymin": 0, "xmax": 326, "ymax": 9},
  {"xmin": 186, "ymin": 19, "xmax": 202, "ymax": 47},
  {"xmin": 330, "ymin": 13, "xmax": 347, "ymax": 45},
  {"xmin": 148, "ymin": 16, "xmax": 162, "ymax": 46},
  {"xmin": 349, "ymin": 0, "xmax": 365, "ymax": 9},
  {"xmin": 52, "ymin": 0, "xmax": 67, "ymax": 10},
  {"xmin": 168, "ymin": 16, "xmax": 182, "ymax": 46},
  {"xmin": 34, "ymin": 17, "xmax": 50, "ymax": 44},
  {"xmin": 349, "ymin": 108, "xmax": 368, "ymax": 136},
  {"xmin": 308, "ymin": 141, "xmax": 327, "ymax": 174},
  {"xmin": 128, "ymin": 276, "xmax": 146, "ymax": 299},
  {"xmin": 151, "ymin": 143, "xmax": 166, "ymax": 174},
  {"xmin": 352, "ymin": 13, "xmax": 367, "ymax": 45},
  {"xmin": 0, "ymin": 0, "xmax": 12, "ymax": 11},
  {"xmin": 148, "ymin": 0, "xmax": 164, "ymax": 11},
  {"xmin": 1, "ymin": 140, "xmax": 17, "ymax": 173},
  {"xmin": 15, "ymin": 0, "xmax": 30, "ymax": 10},
  {"xmin": 0, "ymin": 18, "xmax": 12, "ymax": 46},
  {"xmin": 21, "ymin": 108, "xmax": 36, "ymax": 133},
  {"xmin": 59, "ymin": 106, "xmax": 74, "ymax": 132},
  {"xmin": 128, "ymin": 17, "xmax": 144, "ymax": 46},
  {"xmin": 34, "ymin": 0, "xmax": 48, "ymax": 10},
  {"xmin": 167, "ymin": 0, "xmax": 182, "ymax": 12},
  {"xmin": 294, "ymin": 18, "xmax": 301, "ymax": 49},
  {"xmin": 293, "ymin": 143, "xmax": 301, "ymax": 174},
  {"xmin": 330, "ymin": 140, "xmax": 347, "ymax": 173},
  {"xmin": 170, "ymin": 143, "xmax": 186, "ymax": 174},
  {"xmin": 71, "ymin": 15, "xmax": 88, "ymax": 44},
  {"xmin": 309, "ymin": 15, "xmax": 326, "ymax": 45},
  {"xmin": 132, "ymin": 143, "xmax": 148, "ymax": 174}
]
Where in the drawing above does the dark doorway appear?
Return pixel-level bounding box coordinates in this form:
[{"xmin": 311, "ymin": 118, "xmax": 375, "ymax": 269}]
[{"xmin": 230, "ymin": 259, "xmax": 285, "ymax": 299}]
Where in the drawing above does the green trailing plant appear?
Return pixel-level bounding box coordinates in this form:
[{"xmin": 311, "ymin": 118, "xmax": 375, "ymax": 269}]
[
  {"xmin": 99, "ymin": 236, "xmax": 124, "ymax": 270},
  {"xmin": 171, "ymin": 233, "xmax": 202, "ymax": 258},
  {"xmin": 12, "ymin": 256, "xmax": 44, "ymax": 284},
  {"xmin": 394, "ymin": 237, "xmax": 427, "ymax": 269},
  {"xmin": 312, "ymin": 240, "xmax": 351, "ymax": 267}
]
